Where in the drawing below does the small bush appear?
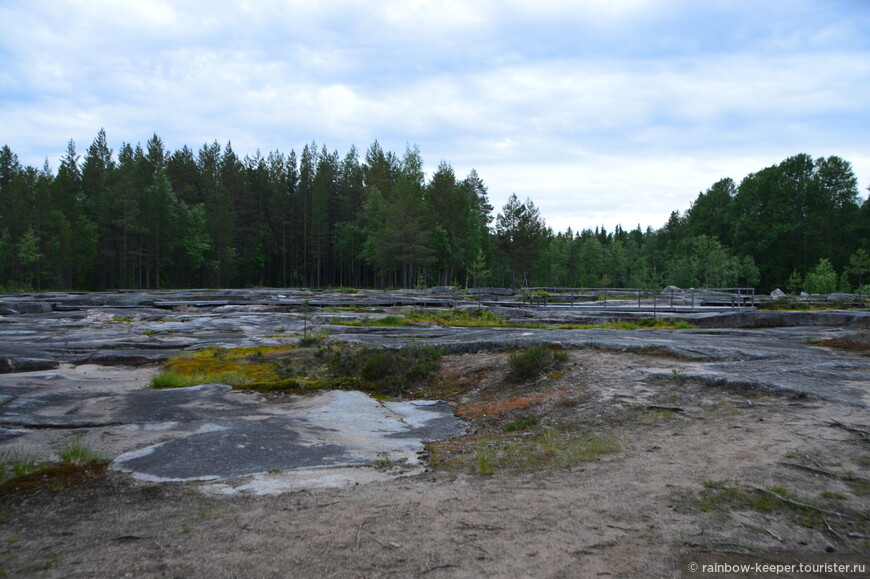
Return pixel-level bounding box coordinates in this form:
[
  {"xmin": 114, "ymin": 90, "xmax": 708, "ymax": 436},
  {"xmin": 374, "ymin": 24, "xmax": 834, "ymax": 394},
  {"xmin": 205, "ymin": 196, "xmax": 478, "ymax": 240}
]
[
  {"xmin": 508, "ymin": 345, "xmax": 567, "ymax": 382},
  {"xmin": 298, "ymin": 330, "xmax": 328, "ymax": 347},
  {"xmin": 328, "ymin": 344, "xmax": 442, "ymax": 397}
]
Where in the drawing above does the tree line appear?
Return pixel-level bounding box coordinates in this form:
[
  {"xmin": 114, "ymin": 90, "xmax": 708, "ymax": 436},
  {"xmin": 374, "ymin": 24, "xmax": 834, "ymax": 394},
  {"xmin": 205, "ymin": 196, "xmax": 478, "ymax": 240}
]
[{"xmin": 0, "ymin": 130, "xmax": 867, "ymax": 293}]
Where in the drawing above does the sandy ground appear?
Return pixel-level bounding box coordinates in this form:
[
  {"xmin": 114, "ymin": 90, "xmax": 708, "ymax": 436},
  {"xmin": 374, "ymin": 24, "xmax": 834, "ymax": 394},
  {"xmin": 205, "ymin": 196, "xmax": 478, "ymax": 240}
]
[{"xmin": 1, "ymin": 348, "xmax": 869, "ymax": 578}]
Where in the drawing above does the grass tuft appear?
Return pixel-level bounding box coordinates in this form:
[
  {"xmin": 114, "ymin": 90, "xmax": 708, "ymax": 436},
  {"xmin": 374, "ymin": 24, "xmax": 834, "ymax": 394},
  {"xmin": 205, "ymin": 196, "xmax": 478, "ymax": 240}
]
[
  {"xmin": 502, "ymin": 415, "xmax": 540, "ymax": 432},
  {"xmin": 57, "ymin": 438, "xmax": 104, "ymax": 465}
]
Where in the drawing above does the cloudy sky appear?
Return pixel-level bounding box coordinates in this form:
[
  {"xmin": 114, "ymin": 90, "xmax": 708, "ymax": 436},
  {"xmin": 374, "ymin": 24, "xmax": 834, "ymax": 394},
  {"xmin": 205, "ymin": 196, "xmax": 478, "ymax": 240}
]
[{"xmin": 1, "ymin": 0, "xmax": 868, "ymax": 233}]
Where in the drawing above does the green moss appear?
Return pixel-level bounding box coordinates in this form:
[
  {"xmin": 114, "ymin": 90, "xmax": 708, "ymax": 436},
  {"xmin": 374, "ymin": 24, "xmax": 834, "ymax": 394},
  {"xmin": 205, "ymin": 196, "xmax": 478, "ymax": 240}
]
[
  {"xmin": 0, "ymin": 461, "xmax": 108, "ymax": 496},
  {"xmin": 150, "ymin": 341, "xmax": 441, "ymax": 397},
  {"xmin": 232, "ymin": 378, "xmax": 336, "ymax": 393}
]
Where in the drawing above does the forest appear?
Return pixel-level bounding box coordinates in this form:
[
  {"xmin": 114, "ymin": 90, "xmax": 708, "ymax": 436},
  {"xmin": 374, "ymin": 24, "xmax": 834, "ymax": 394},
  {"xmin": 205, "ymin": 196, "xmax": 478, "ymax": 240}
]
[{"xmin": 0, "ymin": 129, "xmax": 868, "ymax": 294}]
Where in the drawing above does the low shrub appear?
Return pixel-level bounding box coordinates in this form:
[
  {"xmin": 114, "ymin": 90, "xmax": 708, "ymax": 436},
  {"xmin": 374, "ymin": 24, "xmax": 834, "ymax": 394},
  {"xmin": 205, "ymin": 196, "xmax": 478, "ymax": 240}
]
[
  {"xmin": 508, "ymin": 345, "xmax": 568, "ymax": 382},
  {"xmin": 354, "ymin": 344, "xmax": 443, "ymax": 397}
]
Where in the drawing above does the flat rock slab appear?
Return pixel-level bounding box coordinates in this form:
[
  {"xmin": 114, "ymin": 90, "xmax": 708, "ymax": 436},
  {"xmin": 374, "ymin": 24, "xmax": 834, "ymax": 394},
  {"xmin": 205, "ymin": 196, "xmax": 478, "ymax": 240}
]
[
  {"xmin": 0, "ymin": 366, "xmax": 466, "ymax": 493},
  {"xmin": 112, "ymin": 389, "xmax": 461, "ymax": 483},
  {"xmin": 1, "ymin": 290, "xmax": 868, "ymax": 494}
]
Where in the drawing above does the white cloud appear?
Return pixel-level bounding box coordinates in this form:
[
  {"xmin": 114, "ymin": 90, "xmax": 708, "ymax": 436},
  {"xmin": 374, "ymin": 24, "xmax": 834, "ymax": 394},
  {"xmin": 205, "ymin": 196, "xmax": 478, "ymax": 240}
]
[{"xmin": 1, "ymin": 0, "xmax": 867, "ymax": 232}]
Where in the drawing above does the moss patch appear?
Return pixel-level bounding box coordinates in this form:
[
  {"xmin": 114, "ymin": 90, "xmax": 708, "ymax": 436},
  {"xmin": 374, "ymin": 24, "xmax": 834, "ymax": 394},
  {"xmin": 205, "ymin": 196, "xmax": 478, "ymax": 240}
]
[
  {"xmin": 150, "ymin": 341, "xmax": 442, "ymax": 397},
  {"xmin": 0, "ymin": 462, "xmax": 109, "ymax": 496}
]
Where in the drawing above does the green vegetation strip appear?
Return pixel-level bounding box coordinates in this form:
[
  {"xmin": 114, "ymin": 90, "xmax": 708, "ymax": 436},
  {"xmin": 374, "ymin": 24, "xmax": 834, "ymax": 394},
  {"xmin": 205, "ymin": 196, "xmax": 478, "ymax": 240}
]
[
  {"xmin": 332, "ymin": 308, "xmax": 548, "ymax": 329},
  {"xmin": 331, "ymin": 309, "xmax": 696, "ymax": 330}
]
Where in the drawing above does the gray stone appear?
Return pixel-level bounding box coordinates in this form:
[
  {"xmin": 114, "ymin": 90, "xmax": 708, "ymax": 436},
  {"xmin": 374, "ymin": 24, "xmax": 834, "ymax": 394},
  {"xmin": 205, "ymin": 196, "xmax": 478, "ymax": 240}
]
[
  {"xmin": 467, "ymin": 287, "xmax": 515, "ymax": 296},
  {"xmin": 0, "ymin": 301, "xmax": 51, "ymax": 314},
  {"xmin": 770, "ymin": 288, "xmax": 787, "ymax": 299},
  {"xmin": 828, "ymin": 293, "xmax": 856, "ymax": 302},
  {"xmin": 0, "ymin": 356, "xmax": 60, "ymax": 374}
]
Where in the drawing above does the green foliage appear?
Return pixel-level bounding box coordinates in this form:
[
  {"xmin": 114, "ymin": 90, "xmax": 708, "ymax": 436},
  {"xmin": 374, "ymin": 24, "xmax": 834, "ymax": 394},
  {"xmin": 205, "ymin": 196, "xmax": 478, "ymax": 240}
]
[
  {"xmin": 297, "ymin": 329, "xmax": 329, "ymax": 346},
  {"xmin": 849, "ymin": 249, "xmax": 870, "ymax": 290},
  {"xmin": 404, "ymin": 308, "xmax": 508, "ymax": 327},
  {"xmin": 804, "ymin": 258, "xmax": 838, "ymax": 294},
  {"xmin": 495, "ymin": 193, "xmax": 547, "ymax": 287},
  {"xmin": 508, "ymin": 345, "xmax": 568, "ymax": 382},
  {"xmin": 787, "ymin": 269, "xmax": 803, "ymax": 295},
  {"xmin": 0, "ymin": 134, "xmax": 863, "ymax": 293},
  {"xmin": 339, "ymin": 344, "xmax": 443, "ymax": 397}
]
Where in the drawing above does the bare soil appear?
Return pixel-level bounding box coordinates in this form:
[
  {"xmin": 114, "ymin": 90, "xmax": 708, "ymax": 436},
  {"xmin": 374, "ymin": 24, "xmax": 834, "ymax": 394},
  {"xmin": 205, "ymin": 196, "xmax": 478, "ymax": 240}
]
[{"xmin": 1, "ymin": 349, "xmax": 868, "ymax": 578}]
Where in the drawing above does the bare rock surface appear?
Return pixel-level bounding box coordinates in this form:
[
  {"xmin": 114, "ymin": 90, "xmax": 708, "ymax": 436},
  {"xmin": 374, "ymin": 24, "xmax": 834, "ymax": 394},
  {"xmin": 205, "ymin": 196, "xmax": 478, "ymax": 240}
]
[{"xmin": 0, "ymin": 290, "xmax": 868, "ymax": 576}]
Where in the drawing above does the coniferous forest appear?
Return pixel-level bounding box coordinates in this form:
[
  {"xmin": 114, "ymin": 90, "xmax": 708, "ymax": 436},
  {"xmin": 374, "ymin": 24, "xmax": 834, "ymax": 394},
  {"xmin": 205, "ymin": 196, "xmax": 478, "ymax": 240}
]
[{"xmin": 0, "ymin": 129, "xmax": 868, "ymax": 294}]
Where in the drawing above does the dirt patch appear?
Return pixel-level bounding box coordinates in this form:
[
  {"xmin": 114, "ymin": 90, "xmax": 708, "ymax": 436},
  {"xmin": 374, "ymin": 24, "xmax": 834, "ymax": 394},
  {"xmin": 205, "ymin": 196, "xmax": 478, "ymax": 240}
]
[{"xmin": 1, "ymin": 348, "xmax": 868, "ymax": 577}]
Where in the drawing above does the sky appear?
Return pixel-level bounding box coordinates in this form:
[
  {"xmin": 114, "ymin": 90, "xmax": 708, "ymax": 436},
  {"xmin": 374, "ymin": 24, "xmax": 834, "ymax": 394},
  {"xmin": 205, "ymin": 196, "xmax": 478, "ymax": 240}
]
[{"xmin": 1, "ymin": 0, "xmax": 868, "ymax": 233}]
